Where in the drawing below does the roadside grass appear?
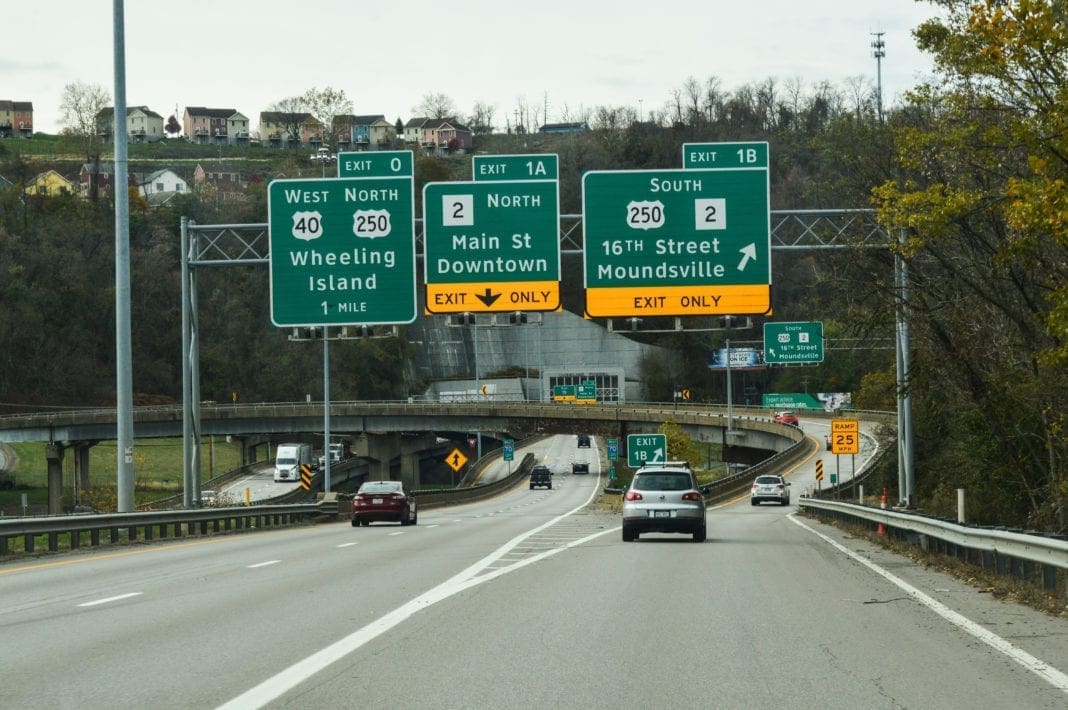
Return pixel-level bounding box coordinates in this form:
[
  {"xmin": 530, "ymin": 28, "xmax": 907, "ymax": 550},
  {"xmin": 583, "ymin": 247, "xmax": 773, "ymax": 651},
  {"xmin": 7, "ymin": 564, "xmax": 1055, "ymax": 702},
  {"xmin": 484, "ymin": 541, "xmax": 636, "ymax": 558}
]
[{"xmin": 0, "ymin": 438, "xmax": 243, "ymax": 513}]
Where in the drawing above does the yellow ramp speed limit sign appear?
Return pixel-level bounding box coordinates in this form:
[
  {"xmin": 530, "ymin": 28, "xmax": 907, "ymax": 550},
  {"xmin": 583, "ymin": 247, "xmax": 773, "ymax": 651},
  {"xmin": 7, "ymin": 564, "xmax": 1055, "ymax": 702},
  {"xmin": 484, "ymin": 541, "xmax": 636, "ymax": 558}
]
[{"xmin": 830, "ymin": 419, "xmax": 859, "ymax": 455}]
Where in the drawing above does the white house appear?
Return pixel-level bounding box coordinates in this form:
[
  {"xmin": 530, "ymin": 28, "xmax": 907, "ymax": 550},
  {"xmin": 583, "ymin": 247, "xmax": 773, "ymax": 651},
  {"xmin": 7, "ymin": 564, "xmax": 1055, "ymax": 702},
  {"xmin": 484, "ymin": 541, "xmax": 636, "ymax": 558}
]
[{"xmin": 139, "ymin": 169, "xmax": 187, "ymax": 196}]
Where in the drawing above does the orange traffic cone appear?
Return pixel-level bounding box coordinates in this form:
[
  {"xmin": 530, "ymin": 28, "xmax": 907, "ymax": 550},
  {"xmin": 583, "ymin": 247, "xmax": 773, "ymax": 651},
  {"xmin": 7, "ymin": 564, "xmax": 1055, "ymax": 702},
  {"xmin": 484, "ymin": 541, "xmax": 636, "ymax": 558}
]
[{"xmin": 877, "ymin": 488, "xmax": 888, "ymax": 536}]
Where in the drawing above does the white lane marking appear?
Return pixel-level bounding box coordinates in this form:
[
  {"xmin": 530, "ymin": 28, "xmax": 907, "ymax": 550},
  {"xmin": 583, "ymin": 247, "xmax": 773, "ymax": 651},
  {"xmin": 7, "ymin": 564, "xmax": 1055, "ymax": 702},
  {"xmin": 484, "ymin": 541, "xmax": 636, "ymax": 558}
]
[
  {"xmin": 336, "ymin": 542, "xmax": 358, "ymax": 548},
  {"xmin": 247, "ymin": 560, "xmax": 281, "ymax": 569},
  {"xmin": 78, "ymin": 592, "xmax": 142, "ymax": 607},
  {"xmin": 789, "ymin": 514, "xmax": 1068, "ymax": 693},
  {"xmin": 387, "ymin": 532, "xmax": 405, "ymax": 536},
  {"xmin": 424, "ymin": 524, "xmax": 440, "ymax": 529},
  {"xmin": 218, "ymin": 477, "xmax": 609, "ymax": 710}
]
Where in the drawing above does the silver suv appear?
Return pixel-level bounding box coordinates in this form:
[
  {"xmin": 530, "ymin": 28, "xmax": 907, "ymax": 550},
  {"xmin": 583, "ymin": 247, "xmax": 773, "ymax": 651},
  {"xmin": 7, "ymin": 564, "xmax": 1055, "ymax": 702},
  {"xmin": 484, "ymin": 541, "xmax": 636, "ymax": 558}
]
[
  {"xmin": 621, "ymin": 463, "xmax": 708, "ymax": 542},
  {"xmin": 750, "ymin": 474, "xmax": 791, "ymax": 506}
]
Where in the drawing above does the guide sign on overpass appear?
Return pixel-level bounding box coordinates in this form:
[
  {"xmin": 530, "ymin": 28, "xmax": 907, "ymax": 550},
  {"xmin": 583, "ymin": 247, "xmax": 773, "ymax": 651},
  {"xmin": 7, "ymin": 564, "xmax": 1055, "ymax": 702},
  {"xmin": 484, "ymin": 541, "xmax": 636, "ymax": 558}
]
[
  {"xmin": 582, "ymin": 154, "xmax": 770, "ymax": 318},
  {"xmin": 422, "ymin": 179, "xmax": 560, "ymax": 314},
  {"xmin": 268, "ymin": 176, "xmax": 417, "ymax": 326}
]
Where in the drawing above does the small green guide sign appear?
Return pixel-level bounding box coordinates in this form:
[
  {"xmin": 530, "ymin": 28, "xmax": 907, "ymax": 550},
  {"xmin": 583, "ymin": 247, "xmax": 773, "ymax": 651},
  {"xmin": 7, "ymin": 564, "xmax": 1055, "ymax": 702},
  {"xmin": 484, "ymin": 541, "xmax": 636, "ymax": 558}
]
[
  {"xmin": 764, "ymin": 321, "xmax": 824, "ymax": 364},
  {"xmin": 627, "ymin": 433, "xmax": 667, "ymax": 467}
]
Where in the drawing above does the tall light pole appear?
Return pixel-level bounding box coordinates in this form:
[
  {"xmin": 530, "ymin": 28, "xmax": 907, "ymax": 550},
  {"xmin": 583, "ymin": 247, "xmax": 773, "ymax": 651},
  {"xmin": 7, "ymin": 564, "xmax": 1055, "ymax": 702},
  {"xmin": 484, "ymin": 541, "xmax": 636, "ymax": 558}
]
[
  {"xmin": 639, "ymin": 98, "xmax": 644, "ymax": 123},
  {"xmin": 310, "ymin": 149, "xmax": 336, "ymax": 177},
  {"xmin": 113, "ymin": 0, "xmax": 135, "ymax": 512},
  {"xmin": 871, "ymin": 31, "xmax": 885, "ymax": 123}
]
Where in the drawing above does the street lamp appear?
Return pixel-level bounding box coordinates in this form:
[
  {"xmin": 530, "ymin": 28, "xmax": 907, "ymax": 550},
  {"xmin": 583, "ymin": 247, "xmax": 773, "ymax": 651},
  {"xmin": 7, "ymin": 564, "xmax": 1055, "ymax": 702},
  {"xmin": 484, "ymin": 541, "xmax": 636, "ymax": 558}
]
[{"xmin": 310, "ymin": 148, "xmax": 336, "ymax": 177}]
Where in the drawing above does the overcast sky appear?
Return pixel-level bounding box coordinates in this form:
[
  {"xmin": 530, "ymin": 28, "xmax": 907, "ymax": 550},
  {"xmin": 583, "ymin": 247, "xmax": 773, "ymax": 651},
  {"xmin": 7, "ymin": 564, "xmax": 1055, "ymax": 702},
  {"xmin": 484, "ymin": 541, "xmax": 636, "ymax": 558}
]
[{"xmin": 6, "ymin": 1, "xmax": 941, "ymax": 136}]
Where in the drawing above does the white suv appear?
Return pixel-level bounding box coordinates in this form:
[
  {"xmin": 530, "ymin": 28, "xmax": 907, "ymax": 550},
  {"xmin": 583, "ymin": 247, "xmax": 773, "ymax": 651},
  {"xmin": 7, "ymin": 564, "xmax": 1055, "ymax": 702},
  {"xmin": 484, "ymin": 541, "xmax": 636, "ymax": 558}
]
[{"xmin": 750, "ymin": 474, "xmax": 791, "ymax": 506}]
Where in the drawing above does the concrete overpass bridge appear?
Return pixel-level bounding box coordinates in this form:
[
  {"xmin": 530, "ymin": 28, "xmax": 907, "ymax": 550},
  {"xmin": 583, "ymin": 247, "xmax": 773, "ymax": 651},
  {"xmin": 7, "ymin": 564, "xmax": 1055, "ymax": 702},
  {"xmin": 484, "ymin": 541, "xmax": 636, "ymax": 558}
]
[{"xmin": 0, "ymin": 401, "xmax": 801, "ymax": 512}]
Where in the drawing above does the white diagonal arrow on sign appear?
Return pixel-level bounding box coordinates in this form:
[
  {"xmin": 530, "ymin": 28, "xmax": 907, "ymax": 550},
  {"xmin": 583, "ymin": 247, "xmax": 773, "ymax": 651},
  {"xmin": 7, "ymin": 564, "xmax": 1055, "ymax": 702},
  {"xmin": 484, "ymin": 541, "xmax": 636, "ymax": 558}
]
[{"xmin": 737, "ymin": 243, "xmax": 757, "ymax": 271}]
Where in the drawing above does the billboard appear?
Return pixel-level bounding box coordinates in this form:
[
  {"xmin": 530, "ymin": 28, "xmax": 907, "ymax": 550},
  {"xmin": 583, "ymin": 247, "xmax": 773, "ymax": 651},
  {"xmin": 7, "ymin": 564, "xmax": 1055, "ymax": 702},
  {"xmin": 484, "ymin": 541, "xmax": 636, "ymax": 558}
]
[
  {"xmin": 708, "ymin": 347, "xmax": 766, "ymax": 371},
  {"xmin": 761, "ymin": 392, "xmax": 853, "ymax": 411}
]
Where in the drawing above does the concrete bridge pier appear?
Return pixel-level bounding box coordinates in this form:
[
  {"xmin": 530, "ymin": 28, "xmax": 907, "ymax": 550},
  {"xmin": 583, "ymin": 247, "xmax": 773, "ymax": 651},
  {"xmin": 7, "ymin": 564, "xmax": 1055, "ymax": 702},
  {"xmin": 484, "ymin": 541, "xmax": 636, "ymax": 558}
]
[
  {"xmin": 45, "ymin": 443, "xmax": 64, "ymax": 514},
  {"xmin": 227, "ymin": 435, "xmax": 272, "ymax": 465},
  {"xmin": 352, "ymin": 433, "xmax": 438, "ymax": 488},
  {"xmin": 73, "ymin": 442, "xmax": 92, "ymax": 494}
]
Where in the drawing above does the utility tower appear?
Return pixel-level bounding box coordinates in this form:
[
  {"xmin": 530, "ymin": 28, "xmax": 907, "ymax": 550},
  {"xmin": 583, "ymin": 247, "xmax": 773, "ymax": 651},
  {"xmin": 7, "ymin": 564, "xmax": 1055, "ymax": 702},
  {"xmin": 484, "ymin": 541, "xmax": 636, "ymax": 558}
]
[{"xmin": 871, "ymin": 31, "xmax": 885, "ymax": 123}]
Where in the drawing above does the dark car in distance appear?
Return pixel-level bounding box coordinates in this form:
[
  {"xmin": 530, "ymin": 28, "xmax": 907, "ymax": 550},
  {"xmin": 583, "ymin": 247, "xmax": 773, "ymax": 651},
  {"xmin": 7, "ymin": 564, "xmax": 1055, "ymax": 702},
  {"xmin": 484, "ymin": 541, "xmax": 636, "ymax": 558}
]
[
  {"xmin": 351, "ymin": 480, "xmax": 417, "ymax": 526},
  {"xmin": 577, "ymin": 434, "xmax": 591, "ymax": 447}
]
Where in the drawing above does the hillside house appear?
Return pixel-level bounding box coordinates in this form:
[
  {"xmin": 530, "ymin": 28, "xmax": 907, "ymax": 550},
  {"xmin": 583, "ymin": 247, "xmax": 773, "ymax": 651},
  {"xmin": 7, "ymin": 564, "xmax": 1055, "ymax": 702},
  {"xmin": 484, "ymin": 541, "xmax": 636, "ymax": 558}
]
[
  {"xmin": 26, "ymin": 170, "xmax": 75, "ymax": 197},
  {"xmin": 259, "ymin": 111, "xmax": 322, "ymax": 149},
  {"xmin": 96, "ymin": 106, "xmax": 166, "ymax": 143},
  {"xmin": 335, "ymin": 114, "xmax": 397, "ymax": 151},
  {"xmin": 184, "ymin": 107, "xmax": 250, "ymax": 146},
  {"xmin": 0, "ymin": 100, "xmax": 33, "ymax": 138}
]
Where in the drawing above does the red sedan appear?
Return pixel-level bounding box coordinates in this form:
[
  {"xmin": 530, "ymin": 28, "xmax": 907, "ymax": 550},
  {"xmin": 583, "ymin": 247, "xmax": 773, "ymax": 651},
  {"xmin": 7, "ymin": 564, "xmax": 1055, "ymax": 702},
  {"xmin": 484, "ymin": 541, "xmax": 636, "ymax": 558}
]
[
  {"xmin": 351, "ymin": 480, "xmax": 417, "ymax": 526},
  {"xmin": 772, "ymin": 410, "xmax": 800, "ymax": 426}
]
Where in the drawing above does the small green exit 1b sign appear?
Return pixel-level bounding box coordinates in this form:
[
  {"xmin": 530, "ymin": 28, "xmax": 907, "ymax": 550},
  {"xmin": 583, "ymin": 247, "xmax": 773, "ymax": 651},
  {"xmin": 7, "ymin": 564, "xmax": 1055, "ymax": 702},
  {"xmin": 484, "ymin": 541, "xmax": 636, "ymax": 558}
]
[{"xmin": 627, "ymin": 434, "xmax": 667, "ymax": 467}]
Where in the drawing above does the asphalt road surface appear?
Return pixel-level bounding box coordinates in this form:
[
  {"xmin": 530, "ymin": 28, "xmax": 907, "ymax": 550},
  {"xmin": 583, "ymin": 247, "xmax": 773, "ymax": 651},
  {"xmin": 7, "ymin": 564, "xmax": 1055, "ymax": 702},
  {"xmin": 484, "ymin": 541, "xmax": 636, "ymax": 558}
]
[{"xmin": 1, "ymin": 434, "xmax": 1064, "ymax": 709}]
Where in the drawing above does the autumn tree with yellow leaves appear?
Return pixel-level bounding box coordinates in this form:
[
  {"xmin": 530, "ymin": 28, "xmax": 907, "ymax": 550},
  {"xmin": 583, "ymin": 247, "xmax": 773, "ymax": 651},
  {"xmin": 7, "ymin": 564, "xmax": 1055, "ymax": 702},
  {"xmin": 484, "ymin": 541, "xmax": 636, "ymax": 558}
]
[{"xmin": 873, "ymin": 0, "xmax": 1066, "ymax": 530}]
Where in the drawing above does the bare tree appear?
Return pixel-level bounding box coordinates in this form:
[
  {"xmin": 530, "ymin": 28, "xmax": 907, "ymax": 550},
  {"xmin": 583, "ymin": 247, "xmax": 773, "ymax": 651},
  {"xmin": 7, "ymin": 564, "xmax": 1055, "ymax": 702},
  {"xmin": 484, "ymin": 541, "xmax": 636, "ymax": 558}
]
[
  {"xmin": 414, "ymin": 93, "xmax": 456, "ymax": 119},
  {"xmin": 755, "ymin": 78, "xmax": 778, "ymax": 131},
  {"xmin": 782, "ymin": 76, "xmax": 805, "ymax": 131},
  {"xmin": 702, "ymin": 76, "xmax": 723, "ymax": 125},
  {"xmin": 557, "ymin": 103, "xmax": 592, "ymax": 127},
  {"xmin": 58, "ymin": 81, "xmax": 110, "ymax": 159},
  {"xmin": 268, "ymin": 96, "xmax": 310, "ymax": 147},
  {"xmin": 683, "ymin": 76, "xmax": 702, "ymax": 126},
  {"xmin": 843, "ymin": 75, "xmax": 872, "ymax": 121},
  {"xmin": 668, "ymin": 88, "xmax": 684, "ymax": 126},
  {"xmin": 466, "ymin": 101, "xmax": 496, "ymax": 136},
  {"xmin": 301, "ymin": 86, "xmax": 353, "ymax": 146}
]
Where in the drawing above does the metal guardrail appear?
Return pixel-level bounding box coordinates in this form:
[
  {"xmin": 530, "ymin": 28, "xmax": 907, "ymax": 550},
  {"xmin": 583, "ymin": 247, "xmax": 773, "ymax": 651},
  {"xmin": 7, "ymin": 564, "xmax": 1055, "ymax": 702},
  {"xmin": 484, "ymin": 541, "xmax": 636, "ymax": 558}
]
[
  {"xmin": 0, "ymin": 502, "xmax": 331, "ymax": 556},
  {"xmin": 798, "ymin": 497, "xmax": 1068, "ymax": 594},
  {"xmin": 0, "ymin": 454, "xmax": 538, "ymax": 557}
]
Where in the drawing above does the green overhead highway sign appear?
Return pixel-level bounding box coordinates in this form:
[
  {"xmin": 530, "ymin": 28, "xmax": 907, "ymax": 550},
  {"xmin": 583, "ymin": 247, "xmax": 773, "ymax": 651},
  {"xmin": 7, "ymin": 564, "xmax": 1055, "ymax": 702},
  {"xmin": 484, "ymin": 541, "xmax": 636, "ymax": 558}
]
[
  {"xmin": 338, "ymin": 150, "xmax": 414, "ymax": 178},
  {"xmin": 268, "ymin": 176, "xmax": 417, "ymax": 326},
  {"xmin": 627, "ymin": 433, "xmax": 667, "ymax": 467},
  {"xmin": 473, "ymin": 154, "xmax": 558, "ymax": 181},
  {"xmin": 764, "ymin": 321, "xmax": 824, "ymax": 364},
  {"xmin": 422, "ymin": 179, "xmax": 560, "ymax": 314},
  {"xmin": 582, "ymin": 164, "xmax": 770, "ymax": 318}
]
